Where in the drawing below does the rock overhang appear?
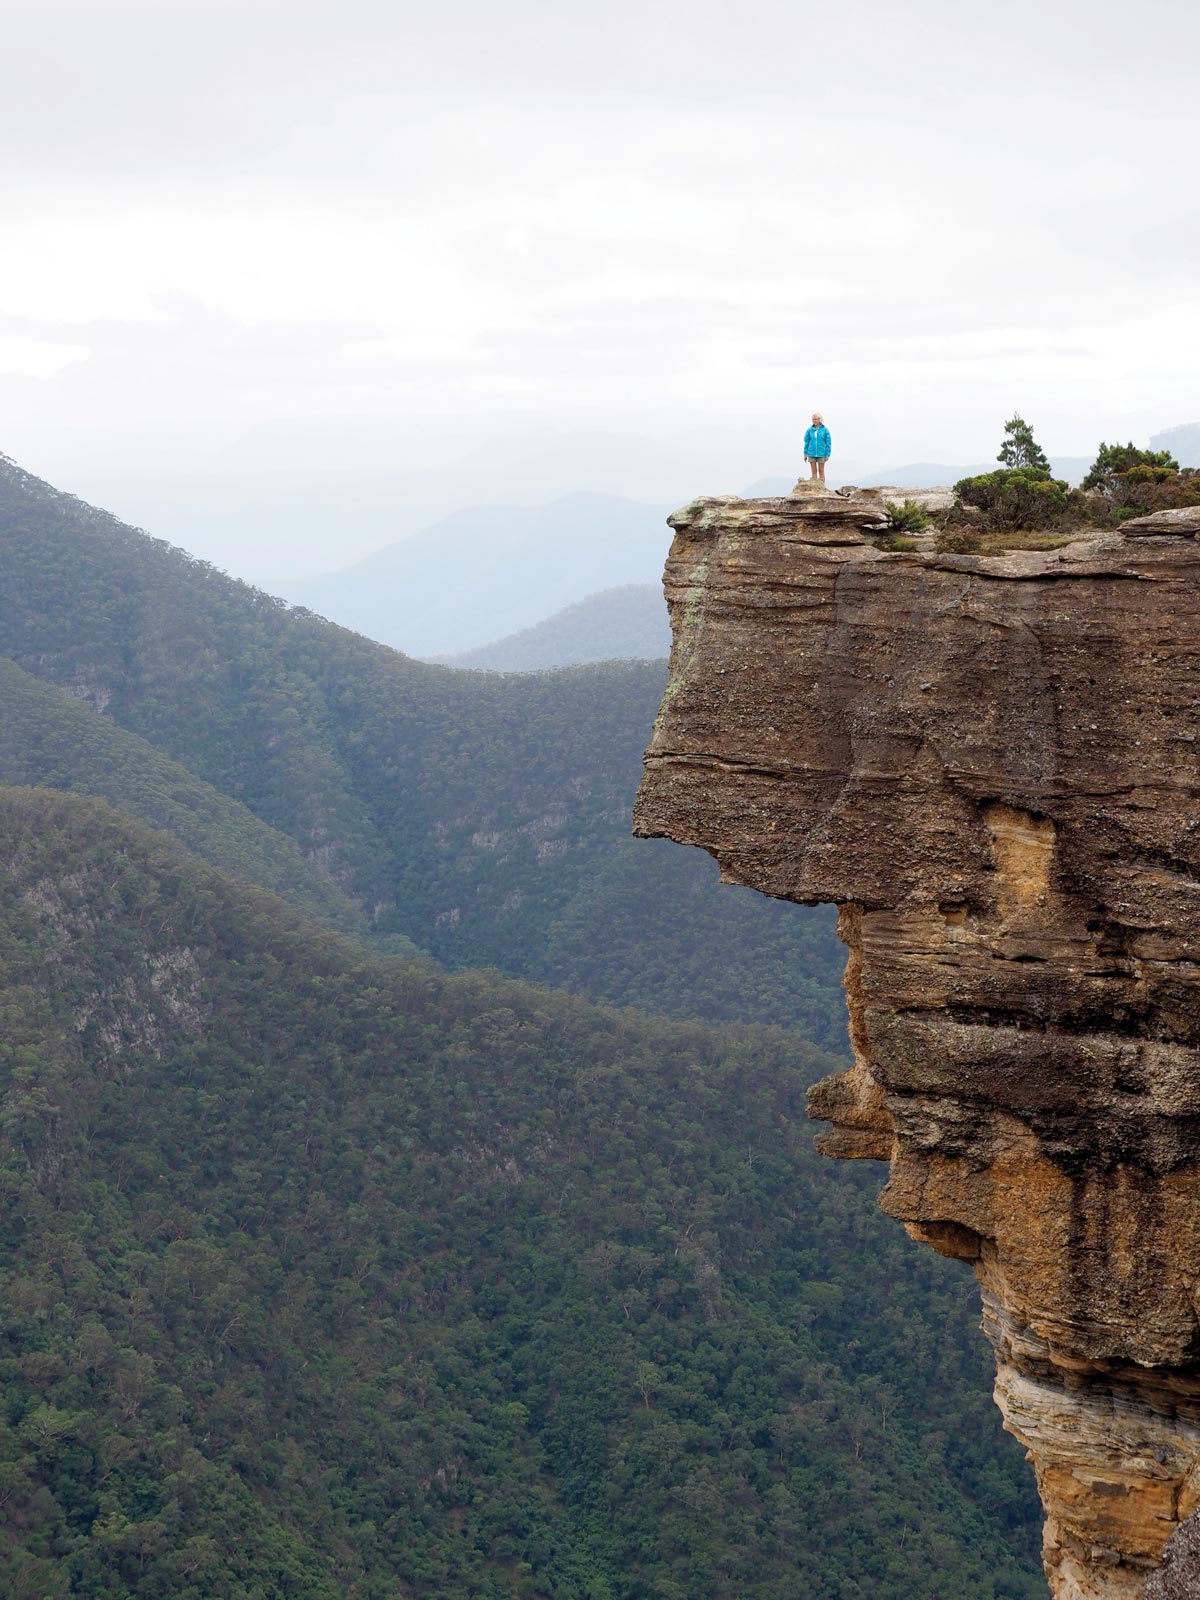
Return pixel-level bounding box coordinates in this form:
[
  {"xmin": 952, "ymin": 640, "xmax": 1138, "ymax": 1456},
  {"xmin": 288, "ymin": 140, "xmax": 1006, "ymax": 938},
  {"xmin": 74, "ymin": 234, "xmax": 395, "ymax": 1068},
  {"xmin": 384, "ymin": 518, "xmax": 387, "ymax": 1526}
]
[{"xmin": 634, "ymin": 490, "xmax": 1200, "ymax": 1600}]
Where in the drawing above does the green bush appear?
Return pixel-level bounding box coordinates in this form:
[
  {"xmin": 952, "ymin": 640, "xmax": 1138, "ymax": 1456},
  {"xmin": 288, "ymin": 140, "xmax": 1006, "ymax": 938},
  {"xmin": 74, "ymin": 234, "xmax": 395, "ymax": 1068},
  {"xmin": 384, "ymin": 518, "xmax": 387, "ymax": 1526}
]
[
  {"xmin": 938, "ymin": 527, "xmax": 983, "ymax": 554},
  {"xmin": 884, "ymin": 498, "xmax": 932, "ymax": 533},
  {"xmin": 1081, "ymin": 466, "xmax": 1200, "ymax": 525},
  {"xmin": 952, "ymin": 468, "xmax": 1070, "ymax": 531}
]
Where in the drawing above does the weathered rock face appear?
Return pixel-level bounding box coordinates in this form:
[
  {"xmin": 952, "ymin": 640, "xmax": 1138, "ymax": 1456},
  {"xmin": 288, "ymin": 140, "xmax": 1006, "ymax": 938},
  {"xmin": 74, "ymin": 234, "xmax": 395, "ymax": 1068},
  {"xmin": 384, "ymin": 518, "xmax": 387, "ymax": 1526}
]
[
  {"xmin": 1144, "ymin": 1509, "xmax": 1200, "ymax": 1599},
  {"xmin": 633, "ymin": 492, "xmax": 1200, "ymax": 1599}
]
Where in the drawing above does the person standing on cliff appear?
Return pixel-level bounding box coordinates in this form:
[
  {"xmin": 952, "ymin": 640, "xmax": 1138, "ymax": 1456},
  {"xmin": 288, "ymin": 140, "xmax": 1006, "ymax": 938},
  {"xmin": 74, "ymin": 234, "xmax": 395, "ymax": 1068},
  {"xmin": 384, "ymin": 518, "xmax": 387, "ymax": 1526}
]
[{"xmin": 804, "ymin": 413, "xmax": 832, "ymax": 482}]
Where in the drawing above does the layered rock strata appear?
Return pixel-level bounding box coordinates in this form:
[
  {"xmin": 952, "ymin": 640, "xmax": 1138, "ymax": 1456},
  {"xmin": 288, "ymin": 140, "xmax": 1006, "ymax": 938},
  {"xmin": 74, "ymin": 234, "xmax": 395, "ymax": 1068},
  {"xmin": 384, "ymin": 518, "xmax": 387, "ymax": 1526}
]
[{"xmin": 633, "ymin": 492, "xmax": 1200, "ymax": 1599}]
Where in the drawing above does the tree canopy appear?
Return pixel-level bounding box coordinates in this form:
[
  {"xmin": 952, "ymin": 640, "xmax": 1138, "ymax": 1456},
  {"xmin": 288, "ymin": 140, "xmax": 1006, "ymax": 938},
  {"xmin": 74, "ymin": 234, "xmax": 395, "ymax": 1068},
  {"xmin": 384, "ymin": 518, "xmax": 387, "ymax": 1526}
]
[
  {"xmin": 996, "ymin": 415, "xmax": 1051, "ymax": 476},
  {"xmin": 0, "ymin": 789, "xmax": 1043, "ymax": 1599},
  {"xmin": 1081, "ymin": 441, "xmax": 1180, "ymax": 491}
]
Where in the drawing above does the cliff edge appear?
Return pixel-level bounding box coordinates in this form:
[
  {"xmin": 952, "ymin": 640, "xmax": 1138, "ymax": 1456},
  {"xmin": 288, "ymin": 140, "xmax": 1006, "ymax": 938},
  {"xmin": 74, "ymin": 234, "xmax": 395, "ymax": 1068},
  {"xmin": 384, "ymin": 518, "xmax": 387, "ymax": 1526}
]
[{"xmin": 633, "ymin": 490, "xmax": 1200, "ymax": 1599}]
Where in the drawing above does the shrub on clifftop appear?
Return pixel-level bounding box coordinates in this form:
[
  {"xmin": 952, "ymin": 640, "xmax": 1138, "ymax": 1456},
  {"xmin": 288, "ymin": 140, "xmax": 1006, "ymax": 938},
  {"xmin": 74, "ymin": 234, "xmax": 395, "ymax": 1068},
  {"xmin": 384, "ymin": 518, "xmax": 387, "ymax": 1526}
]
[
  {"xmin": 1081, "ymin": 441, "xmax": 1179, "ymax": 491},
  {"xmin": 953, "ymin": 467, "xmax": 1070, "ymax": 530},
  {"xmin": 884, "ymin": 498, "xmax": 932, "ymax": 533},
  {"xmin": 1075, "ymin": 441, "xmax": 1200, "ymax": 526}
]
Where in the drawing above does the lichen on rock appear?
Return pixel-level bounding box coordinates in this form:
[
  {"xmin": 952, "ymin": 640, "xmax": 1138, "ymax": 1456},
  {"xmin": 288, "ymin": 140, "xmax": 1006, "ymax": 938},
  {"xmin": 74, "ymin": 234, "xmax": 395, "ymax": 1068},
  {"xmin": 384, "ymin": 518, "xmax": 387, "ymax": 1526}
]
[{"xmin": 633, "ymin": 489, "xmax": 1200, "ymax": 1599}]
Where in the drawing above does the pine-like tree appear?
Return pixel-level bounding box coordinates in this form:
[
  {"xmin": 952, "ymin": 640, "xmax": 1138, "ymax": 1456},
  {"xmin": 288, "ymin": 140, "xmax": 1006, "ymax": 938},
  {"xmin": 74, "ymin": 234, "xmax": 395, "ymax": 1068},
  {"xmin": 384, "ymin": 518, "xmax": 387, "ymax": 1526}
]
[{"xmin": 997, "ymin": 415, "xmax": 1052, "ymax": 475}]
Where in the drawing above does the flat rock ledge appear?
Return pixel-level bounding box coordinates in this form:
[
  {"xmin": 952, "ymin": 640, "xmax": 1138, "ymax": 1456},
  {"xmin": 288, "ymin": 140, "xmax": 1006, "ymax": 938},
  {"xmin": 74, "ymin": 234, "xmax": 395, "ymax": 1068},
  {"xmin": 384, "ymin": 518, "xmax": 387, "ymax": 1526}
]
[
  {"xmin": 1120, "ymin": 505, "xmax": 1200, "ymax": 537},
  {"xmin": 634, "ymin": 491, "xmax": 1200, "ymax": 1600}
]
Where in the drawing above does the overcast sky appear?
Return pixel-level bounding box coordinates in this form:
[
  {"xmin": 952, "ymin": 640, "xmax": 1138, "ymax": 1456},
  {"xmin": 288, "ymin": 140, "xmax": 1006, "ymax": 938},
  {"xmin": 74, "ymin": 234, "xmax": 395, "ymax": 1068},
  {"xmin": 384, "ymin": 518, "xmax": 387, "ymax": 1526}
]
[{"xmin": 1, "ymin": 0, "xmax": 1197, "ymax": 575}]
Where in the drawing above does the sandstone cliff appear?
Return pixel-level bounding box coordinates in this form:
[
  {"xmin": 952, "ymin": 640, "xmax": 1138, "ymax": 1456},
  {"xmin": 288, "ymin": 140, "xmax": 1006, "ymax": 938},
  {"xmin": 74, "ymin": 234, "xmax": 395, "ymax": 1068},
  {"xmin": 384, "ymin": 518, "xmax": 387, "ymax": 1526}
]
[{"xmin": 633, "ymin": 489, "xmax": 1200, "ymax": 1599}]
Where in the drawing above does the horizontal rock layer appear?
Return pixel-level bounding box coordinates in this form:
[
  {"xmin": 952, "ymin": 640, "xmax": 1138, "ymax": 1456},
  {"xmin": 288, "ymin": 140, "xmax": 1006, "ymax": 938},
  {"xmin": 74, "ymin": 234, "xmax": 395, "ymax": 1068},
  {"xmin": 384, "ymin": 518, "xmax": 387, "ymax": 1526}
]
[{"xmin": 633, "ymin": 493, "xmax": 1200, "ymax": 1598}]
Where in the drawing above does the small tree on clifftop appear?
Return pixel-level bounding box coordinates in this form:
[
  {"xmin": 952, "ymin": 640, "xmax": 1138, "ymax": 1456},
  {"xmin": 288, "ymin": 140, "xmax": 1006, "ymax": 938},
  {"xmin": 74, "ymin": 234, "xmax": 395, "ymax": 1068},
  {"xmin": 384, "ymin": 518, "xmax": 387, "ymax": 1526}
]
[
  {"xmin": 997, "ymin": 414, "xmax": 1052, "ymax": 475},
  {"xmin": 1081, "ymin": 441, "xmax": 1179, "ymax": 491}
]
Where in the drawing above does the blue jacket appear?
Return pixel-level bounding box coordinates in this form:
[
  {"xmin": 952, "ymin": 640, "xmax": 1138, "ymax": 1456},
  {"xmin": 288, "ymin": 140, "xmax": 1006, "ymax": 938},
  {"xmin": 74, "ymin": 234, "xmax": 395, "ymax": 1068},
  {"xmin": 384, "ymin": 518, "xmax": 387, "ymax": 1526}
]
[{"xmin": 804, "ymin": 424, "xmax": 832, "ymax": 459}]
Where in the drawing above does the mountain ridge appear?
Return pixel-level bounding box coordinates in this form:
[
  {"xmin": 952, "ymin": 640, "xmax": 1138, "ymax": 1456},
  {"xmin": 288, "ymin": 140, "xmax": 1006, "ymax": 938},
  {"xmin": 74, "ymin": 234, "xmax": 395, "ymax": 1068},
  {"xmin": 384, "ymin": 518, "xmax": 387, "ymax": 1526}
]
[
  {"xmin": 0, "ymin": 450, "xmax": 846, "ymax": 1042},
  {"xmin": 280, "ymin": 491, "xmax": 673, "ymax": 658},
  {"xmin": 428, "ymin": 584, "xmax": 668, "ymax": 672}
]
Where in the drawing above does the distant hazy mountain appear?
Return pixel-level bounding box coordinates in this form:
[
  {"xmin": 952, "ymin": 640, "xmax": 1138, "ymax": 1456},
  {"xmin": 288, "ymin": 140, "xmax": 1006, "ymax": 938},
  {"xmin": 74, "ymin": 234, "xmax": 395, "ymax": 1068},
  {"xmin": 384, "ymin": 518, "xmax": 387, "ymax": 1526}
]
[
  {"xmin": 282, "ymin": 492, "xmax": 672, "ymax": 658},
  {"xmin": 744, "ymin": 457, "xmax": 1092, "ymax": 497},
  {"xmin": 66, "ymin": 426, "xmax": 790, "ymax": 585},
  {"xmin": 741, "ymin": 475, "xmax": 796, "ymax": 496},
  {"xmin": 855, "ymin": 462, "xmax": 993, "ymax": 487},
  {"xmin": 432, "ymin": 583, "xmax": 669, "ymax": 671},
  {"xmin": 854, "ymin": 458, "xmax": 1092, "ymax": 488},
  {"xmin": 1151, "ymin": 422, "xmax": 1200, "ymax": 467}
]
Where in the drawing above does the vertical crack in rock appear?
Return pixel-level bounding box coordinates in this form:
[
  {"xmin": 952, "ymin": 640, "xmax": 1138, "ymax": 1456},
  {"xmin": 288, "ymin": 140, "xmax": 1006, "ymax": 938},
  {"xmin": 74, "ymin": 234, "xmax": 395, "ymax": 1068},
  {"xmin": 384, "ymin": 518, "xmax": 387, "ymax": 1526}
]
[{"xmin": 633, "ymin": 492, "xmax": 1200, "ymax": 1599}]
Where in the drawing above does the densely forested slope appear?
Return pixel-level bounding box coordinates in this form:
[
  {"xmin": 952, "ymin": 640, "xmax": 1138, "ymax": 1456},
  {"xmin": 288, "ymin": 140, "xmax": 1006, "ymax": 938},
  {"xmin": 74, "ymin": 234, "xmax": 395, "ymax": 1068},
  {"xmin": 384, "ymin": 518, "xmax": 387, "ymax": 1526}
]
[
  {"xmin": 432, "ymin": 584, "xmax": 668, "ymax": 672},
  {"xmin": 0, "ymin": 789, "xmax": 1041, "ymax": 1599},
  {"xmin": 0, "ymin": 453, "xmax": 844, "ymax": 1044},
  {"xmin": 0, "ymin": 655, "xmax": 393, "ymax": 943}
]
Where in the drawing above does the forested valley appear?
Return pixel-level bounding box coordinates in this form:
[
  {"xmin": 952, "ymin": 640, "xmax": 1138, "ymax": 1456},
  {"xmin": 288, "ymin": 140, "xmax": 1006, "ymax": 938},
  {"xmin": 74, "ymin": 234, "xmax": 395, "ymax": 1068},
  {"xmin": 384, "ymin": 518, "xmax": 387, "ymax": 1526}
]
[
  {"xmin": 0, "ymin": 454, "xmax": 1043, "ymax": 1597},
  {"xmin": 0, "ymin": 455, "xmax": 842, "ymax": 1044}
]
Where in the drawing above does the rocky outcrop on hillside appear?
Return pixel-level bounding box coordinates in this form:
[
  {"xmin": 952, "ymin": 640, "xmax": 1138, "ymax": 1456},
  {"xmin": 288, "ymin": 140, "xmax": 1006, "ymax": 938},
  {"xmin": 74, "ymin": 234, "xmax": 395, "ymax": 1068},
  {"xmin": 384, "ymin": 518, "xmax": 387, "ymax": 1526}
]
[{"xmin": 634, "ymin": 490, "xmax": 1200, "ymax": 1598}]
